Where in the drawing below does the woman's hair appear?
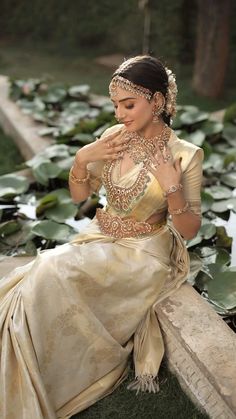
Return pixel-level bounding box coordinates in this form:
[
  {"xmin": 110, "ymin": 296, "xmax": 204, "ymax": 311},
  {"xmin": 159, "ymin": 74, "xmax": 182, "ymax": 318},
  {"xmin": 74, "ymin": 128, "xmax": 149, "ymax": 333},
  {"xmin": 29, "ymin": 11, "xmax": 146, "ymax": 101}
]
[{"xmin": 111, "ymin": 55, "xmax": 177, "ymax": 126}]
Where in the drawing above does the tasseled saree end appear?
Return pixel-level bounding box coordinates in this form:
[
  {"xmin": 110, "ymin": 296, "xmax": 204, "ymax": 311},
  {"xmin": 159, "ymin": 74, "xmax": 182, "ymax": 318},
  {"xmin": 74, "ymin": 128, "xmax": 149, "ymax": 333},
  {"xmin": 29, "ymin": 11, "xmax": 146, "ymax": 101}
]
[
  {"xmin": 127, "ymin": 307, "xmax": 164, "ymax": 394},
  {"xmin": 127, "ymin": 224, "xmax": 189, "ymax": 394}
]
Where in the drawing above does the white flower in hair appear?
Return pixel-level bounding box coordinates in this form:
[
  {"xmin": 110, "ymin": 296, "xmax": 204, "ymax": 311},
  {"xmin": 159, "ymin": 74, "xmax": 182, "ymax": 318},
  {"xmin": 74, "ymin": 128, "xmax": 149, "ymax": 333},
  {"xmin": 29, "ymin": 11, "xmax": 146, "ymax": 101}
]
[{"xmin": 165, "ymin": 67, "xmax": 178, "ymax": 120}]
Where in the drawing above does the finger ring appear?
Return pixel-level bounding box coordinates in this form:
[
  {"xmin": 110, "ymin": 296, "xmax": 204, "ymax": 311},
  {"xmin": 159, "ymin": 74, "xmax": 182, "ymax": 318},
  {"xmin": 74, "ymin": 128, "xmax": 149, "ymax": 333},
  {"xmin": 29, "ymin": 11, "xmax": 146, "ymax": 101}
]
[
  {"xmin": 163, "ymin": 154, "xmax": 171, "ymax": 163},
  {"xmin": 151, "ymin": 161, "xmax": 159, "ymax": 170}
]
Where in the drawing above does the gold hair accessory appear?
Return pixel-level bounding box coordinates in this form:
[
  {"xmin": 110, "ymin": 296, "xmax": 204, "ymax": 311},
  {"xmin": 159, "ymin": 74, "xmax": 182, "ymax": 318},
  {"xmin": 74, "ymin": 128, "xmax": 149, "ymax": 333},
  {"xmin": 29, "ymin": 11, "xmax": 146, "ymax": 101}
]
[
  {"xmin": 168, "ymin": 201, "xmax": 189, "ymax": 215},
  {"xmin": 109, "ymin": 75, "xmax": 153, "ymax": 101},
  {"xmin": 69, "ymin": 167, "xmax": 90, "ymax": 184},
  {"xmin": 163, "ymin": 183, "xmax": 183, "ymax": 198}
]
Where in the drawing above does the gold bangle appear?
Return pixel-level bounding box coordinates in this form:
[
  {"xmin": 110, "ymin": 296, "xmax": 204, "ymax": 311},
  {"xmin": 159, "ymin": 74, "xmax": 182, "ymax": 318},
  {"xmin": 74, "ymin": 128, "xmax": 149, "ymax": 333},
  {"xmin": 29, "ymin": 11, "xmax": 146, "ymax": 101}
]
[
  {"xmin": 163, "ymin": 183, "xmax": 183, "ymax": 198},
  {"xmin": 69, "ymin": 167, "xmax": 90, "ymax": 184},
  {"xmin": 168, "ymin": 201, "xmax": 189, "ymax": 215}
]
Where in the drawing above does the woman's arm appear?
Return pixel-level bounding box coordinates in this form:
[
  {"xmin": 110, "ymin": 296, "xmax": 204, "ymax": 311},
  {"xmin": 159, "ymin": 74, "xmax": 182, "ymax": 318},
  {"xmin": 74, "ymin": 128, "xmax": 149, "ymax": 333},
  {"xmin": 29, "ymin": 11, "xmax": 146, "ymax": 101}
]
[
  {"xmin": 69, "ymin": 127, "xmax": 126, "ymax": 204},
  {"xmin": 167, "ymin": 190, "xmax": 201, "ymax": 240}
]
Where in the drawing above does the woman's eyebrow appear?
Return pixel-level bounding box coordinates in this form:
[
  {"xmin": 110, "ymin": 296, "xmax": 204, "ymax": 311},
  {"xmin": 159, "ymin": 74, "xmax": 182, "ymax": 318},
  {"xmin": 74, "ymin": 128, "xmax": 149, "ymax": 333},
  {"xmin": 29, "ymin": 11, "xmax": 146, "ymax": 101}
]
[{"xmin": 111, "ymin": 97, "xmax": 137, "ymax": 103}]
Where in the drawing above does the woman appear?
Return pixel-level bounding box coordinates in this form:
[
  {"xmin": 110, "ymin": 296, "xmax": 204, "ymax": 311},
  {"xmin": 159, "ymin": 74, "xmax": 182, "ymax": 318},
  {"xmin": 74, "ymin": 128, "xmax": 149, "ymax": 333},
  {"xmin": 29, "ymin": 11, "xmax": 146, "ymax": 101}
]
[{"xmin": 0, "ymin": 55, "xmax": 203, "ymax": 419}]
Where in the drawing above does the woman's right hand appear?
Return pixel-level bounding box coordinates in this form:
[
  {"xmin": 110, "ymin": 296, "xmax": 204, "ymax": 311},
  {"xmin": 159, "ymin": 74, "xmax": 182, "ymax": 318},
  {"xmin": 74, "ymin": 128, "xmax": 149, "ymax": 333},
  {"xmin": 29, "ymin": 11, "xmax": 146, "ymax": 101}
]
[{"xmin": 75, "ymin": 128, "xmax": 127, "ymax": 167}]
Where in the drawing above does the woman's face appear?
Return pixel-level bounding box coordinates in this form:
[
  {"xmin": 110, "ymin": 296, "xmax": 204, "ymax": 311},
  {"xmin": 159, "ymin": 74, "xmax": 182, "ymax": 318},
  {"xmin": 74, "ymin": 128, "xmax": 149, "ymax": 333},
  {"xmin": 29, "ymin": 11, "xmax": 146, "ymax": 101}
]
[{"xmin": 111, "ymin": 86, "xmax": 155, "ymax": 133}]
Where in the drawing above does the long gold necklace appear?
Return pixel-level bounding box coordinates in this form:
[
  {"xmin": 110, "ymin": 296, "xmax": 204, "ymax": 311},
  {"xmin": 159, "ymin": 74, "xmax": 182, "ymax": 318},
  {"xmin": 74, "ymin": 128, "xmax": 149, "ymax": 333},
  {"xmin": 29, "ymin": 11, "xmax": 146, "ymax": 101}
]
[{"xmin": 102, "ymin": 125, "xmax": 171, "ymax": 214}]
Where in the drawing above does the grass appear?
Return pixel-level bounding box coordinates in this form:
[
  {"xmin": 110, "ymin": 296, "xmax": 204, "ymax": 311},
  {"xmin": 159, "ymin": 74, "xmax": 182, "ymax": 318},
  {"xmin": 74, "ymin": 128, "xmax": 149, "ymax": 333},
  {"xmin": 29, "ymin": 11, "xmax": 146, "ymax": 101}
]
[
  {"xmin": 73, "ymin": 361, "xmax": 209, "ymax": 419},
  {"xmin": 0, "ymin": 127, "xmax": 24, "ymax": 175}
]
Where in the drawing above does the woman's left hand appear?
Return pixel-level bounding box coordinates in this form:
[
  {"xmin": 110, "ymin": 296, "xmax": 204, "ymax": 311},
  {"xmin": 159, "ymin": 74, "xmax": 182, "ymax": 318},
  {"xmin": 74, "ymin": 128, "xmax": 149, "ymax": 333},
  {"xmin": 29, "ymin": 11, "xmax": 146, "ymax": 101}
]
[{"xmin": 148, "ymin": 144, "xmax": 182, "ymax": 192}]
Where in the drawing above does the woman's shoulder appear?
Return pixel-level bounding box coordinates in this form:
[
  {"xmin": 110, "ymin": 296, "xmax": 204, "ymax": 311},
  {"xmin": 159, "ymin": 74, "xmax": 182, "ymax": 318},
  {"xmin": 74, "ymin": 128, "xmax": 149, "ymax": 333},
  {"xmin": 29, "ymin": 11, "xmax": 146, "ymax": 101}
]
[{"xmin": 170, "ymin": 129, "xmax": 204, "ymax": 169}]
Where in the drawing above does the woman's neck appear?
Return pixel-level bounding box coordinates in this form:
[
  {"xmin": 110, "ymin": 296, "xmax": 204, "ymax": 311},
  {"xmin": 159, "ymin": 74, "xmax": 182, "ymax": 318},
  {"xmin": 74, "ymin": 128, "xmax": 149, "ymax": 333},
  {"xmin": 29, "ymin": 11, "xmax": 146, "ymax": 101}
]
[{"xmin": 137, "ymin": 120, "xmax": 166, "ymax": 139}]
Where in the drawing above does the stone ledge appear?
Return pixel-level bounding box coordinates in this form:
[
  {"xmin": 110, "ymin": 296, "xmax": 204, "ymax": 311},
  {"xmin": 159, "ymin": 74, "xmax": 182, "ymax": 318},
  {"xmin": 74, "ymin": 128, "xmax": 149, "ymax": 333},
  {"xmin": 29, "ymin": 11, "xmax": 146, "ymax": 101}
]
[
  {"xmin": 157, "ymin": 283, "xmax": 236, "ymax": 419},
  {"xmin": 1, "ymin": 74, "xmax": 236, "ymax": 419}
]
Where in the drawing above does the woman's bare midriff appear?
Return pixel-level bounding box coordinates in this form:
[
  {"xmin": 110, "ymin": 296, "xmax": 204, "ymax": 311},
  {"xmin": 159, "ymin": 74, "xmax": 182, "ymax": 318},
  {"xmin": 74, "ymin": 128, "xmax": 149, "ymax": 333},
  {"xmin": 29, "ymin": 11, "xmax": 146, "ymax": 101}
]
[{"xmin": 145, "ymin": 210, "xmax": 167, "ymax": 225}]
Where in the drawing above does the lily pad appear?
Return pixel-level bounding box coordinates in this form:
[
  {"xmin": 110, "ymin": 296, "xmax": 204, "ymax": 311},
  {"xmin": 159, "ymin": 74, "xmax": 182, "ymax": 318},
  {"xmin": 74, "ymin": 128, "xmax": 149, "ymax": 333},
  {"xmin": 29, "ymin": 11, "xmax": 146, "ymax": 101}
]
[
  {"xmin": 204, "ymin": 185, "xmax": 232, "ymax": 200},
  {"xmin": 201, "ymin": 191, "xmax": 214, "ymax": 213},
  {"xmin": 0, "ymin": 220, "xmax": 21, "ymax": 236},
  {"xmin": 207, "ymin": 267, "xmax": 236, "ymax": 310},
  {"xmin": 221, "ymin": 172, "xmax": 236, "ymax": 188},
  {"xmin": 68, "ymin": 85, "xmax": 90, "ymax": 99},
  {"xmin": 33, "ymin": 162, "xmax": 62, "ymax": 186},
  {"xmin": 0, "ymin": 175, "xmax": 30, "ymax": 198},
  {"xmin": 180, "ymin": 109, "xmax": 209, "ymax": 125},
  {"xmin": 45, "ymin": 202, "xmax": 78, "ymax": 223},
  {"xmin": 222, "ymin": 123, "xmax": 236, "ymax": 146},
  {"xmin": 32, "ymin": 220, "xmax": 73, "ymax": 241},
  {"xmin": 212, "ymin": 198, "xmax": 236, "ymax": 213},
  {"xmin": 200, "ymin": 120, "xmax": 223, "ymax": 136}
]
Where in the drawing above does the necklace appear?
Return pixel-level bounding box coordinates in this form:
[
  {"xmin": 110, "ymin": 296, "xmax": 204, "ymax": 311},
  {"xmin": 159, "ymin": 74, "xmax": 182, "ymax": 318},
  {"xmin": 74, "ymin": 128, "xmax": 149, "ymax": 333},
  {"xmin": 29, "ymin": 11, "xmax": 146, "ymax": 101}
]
[
  {"xmin": 102, "ymin": 125, "xmax": 171, "ymax": 214},
  {"xmin": 124, "ymin": 124, "xmax": 171, "ymax": 164}
]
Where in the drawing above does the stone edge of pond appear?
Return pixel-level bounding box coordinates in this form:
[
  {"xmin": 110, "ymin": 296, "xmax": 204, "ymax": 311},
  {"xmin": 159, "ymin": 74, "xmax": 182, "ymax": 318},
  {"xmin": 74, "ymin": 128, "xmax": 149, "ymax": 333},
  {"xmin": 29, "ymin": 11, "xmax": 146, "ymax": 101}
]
[{"xmin": 0, "ymin": 75, "xmax": 235, "ymax": 419}]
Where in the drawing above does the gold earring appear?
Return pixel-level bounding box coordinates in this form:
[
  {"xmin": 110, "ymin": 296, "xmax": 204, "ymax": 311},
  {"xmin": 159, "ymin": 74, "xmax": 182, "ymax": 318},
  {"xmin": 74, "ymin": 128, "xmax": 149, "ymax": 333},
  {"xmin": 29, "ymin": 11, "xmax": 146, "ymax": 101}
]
[{"xmin": 152, "ymin": 103, "xmax": 164, "ymax": 123}]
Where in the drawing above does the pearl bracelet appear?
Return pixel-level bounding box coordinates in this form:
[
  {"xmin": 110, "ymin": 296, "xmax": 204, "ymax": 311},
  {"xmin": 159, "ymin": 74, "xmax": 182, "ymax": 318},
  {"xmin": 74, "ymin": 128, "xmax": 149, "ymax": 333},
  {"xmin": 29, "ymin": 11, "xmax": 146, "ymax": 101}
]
[
  {"xmin": 168, "ymin": 201, "xmax": 189, "ymax": 215},
  {"xmin": 163, "ymin": 183, "xmax": 183, "ymax": 198},
  {"xmin": 69, "ymin": 167, "xmax": 90, "ymax": 184}
]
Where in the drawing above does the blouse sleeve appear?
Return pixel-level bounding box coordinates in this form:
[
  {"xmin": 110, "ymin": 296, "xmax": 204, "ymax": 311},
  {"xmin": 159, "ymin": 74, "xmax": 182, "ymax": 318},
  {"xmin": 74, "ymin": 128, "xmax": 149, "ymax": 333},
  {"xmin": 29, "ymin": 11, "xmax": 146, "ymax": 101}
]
[{"xmin": 182, "ymin": 148, "xmax": 204, "ymax": 217}]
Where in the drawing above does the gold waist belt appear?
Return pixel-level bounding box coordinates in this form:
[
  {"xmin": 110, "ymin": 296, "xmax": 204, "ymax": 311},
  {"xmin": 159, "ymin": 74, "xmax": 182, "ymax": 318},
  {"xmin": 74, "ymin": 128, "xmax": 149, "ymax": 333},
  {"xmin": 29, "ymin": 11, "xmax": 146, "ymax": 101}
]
[{"xmin": 96, "ymin": 208, "xmax": 166, "ymax": 239}]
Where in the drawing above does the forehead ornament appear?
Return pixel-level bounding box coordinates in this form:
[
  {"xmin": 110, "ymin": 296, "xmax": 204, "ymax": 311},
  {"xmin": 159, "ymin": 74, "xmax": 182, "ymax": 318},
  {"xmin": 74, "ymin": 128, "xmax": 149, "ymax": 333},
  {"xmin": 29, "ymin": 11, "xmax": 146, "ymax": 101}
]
[{"xmin": 109, "ymin": 75, "xmax": 153, "ymax": 101}]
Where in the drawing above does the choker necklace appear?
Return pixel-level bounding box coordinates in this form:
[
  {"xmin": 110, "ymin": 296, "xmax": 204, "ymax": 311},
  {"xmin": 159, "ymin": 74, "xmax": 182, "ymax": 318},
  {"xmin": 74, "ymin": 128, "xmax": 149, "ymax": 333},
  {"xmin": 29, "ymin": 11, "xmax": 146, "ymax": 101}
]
[{"xmin": 124, "ymin": 124, "xmax": 171, "ymax": 164}]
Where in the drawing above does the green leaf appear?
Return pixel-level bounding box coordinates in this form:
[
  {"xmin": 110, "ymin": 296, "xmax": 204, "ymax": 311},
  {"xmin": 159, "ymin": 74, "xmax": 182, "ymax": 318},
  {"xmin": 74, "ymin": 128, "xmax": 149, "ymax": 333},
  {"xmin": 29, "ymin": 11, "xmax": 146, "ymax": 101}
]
[
  {"xmin": 200, "ymin": 223, "xmax": 216, "ymax": 239},
  {"xmin": 200, "ymin": 120, "xmax": 223, "ymax": 136},
  {"xmin": 216, "ymin": 226, "xmax": 232, "ymax": 248},
  {"xmin": 45, "ymin": 202, "xmax": 78, "ymax": 223},
  {"xmin": 33, "ymin": 162, "xmax": 62, "ymax": 186},
  {"xmin": 32, "ymin": 220, "xmax": 73, "ymax": 241},
  {"xmin": 212, "ymin": 198, "xmax": 236, "ymax": 213},
  {"xmin": 222, "ymin": 123, "xmax": 236, "ymax": 146},
  {"xmin": 0, "ymin": 175, "xmax": 30, "ymax": 198},
  {"xmin": 180, "ymin": 109, "xmax": 209, "ymax": 125},
  {"xmin": 36, "ymin": 194, "xmax": 58, "ymax": 217},
  {"xmin": 207, "ymin": 268, "xmax": 236, "ymax": 310},
  {"xmin": 221, "ymin": 172, "xmax": 236, "ymax": 188},
  {"xmin": 0, "ymin": 220, "xmax": 21, "ymax": 236},
  {"xmin": 201, "ymin": 191, "xmax": 214, "ymax": 213},
  {"xmin": 204, "ymin": 185, "xmax": 232, "ymax": 200},
  {"xmin": 68, "ymin": 85, "xmax": 90, "ymax": 99}
]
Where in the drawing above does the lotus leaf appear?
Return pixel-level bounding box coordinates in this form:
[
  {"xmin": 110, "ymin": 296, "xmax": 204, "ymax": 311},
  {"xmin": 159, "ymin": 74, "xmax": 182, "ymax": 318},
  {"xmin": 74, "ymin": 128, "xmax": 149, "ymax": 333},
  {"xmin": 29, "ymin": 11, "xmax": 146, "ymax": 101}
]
[
  {"xmin": 36, "ymin": 194, "xmax": 58, "ymax": 217},
  {"xmin": 68, "ymin": 85, "xmax": 90, "ymax": 99},
  {"xmin": 207, "ymin": 267, "xmax": 236, "ymax": 310},
  {"xmin": 180, "ymin": 109, "xmax": 209, "ymax": 125},
  {"xmin": 200, "ymin": 120, "xmax": 223, "ymax": 136},
  {"xmin": 222, "ymin": 123, "xmax": 236, "ymax": 146},
  {"xmin": 221, "ymin": 172, "xmax": 236, "ymax": 188},
  {"xmin": 204, "ymin": 185, "xmax": 232, "ymax": 200},
  {"xmin": 201, "ymin": 191, "xmax": 214, "ymax": 213},
  {"xmin": 45, "ymin": 202, "xmax": 78, "ymax": 223},
  {"xmin": 32, "ymin": 220, "xmax": 73, "ymax": 241},
  {"xmin": 0, "ymin": 220, "xmax": 21, "ymax": 237},
  {"xmin": 212, "ymin": 198, "xmax": 236, "ymax": 213},
  {"xmin": 33, "ymin": 162, "xmax": 62, "ymax": 186},
  {"xmin": 0, "ymin": 175, "xmax": 30, "ymax": 198}
]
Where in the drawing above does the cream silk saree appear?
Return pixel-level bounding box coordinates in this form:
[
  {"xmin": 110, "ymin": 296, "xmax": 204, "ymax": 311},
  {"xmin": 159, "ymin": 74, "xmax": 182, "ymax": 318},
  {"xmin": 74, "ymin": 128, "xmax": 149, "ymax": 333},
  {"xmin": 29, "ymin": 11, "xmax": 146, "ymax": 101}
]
[{"xmin": 0, "ymin": 125, "xmax": 203, "ymax": 419}]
